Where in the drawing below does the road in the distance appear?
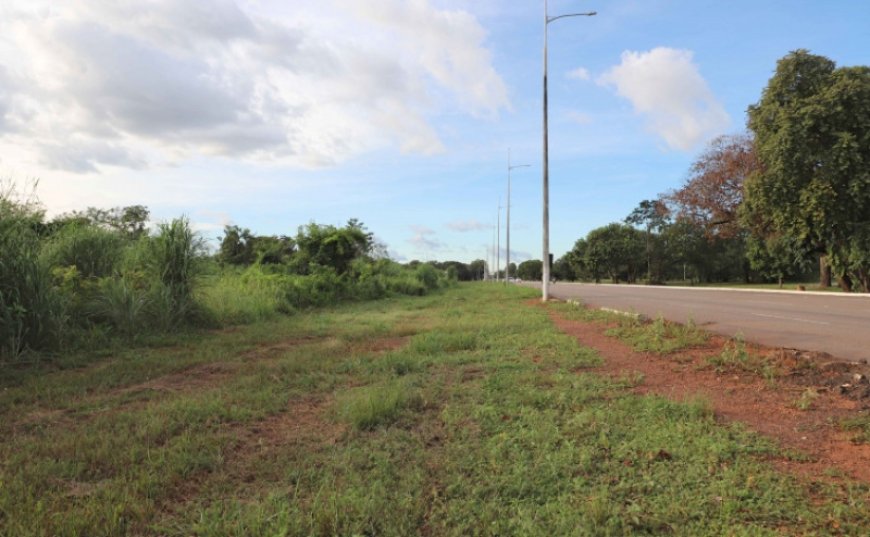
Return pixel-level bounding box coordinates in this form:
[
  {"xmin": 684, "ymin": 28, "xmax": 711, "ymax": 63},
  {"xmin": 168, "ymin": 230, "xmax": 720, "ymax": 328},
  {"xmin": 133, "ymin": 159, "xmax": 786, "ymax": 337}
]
[{"xmin": 530, "ymin": 282, "xmax": 870, "ymax": 362}]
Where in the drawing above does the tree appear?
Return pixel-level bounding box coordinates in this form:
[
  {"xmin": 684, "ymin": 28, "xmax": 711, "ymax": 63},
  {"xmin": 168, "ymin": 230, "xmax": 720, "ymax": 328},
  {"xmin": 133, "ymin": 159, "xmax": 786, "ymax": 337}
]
[
  {"xmin": 745, "ymin": 50, "xmax": 870, "ymax": 291},
  {"xmin": 63, "ymin": 205, "xmax": 151, "ymax": 239},
  {"xmin": 218, "ymin": 225, "xmax": 257, "ymax": 265},
  {"xmin": 584, "ymin": 223, "xmax": 645, "ymax": 283},
  {"xmin": 667, "ymin": 134, "xmax": 757, "ymax": 240},
  {"xmin": 625, "ymin": 199, "xmax": 670, "ymax": 282},
  {"xmin": 746, "ymin": 233, "xmax": 810, "ymax": 288},
  {"xmin": 294, "ymin": 220, "xmax": 373, "ymax": 275},
  {"xmin": 468, "ymin": 259, "xmax": 486, "ymax": 280},
  {"xmin": 517, "ymin": 259, "xmax": 543, "ymax": 281}
]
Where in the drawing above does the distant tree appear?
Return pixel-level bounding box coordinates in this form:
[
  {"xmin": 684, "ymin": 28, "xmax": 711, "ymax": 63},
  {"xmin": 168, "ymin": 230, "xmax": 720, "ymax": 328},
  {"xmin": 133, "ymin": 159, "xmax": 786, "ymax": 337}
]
[
  {"xmin": 218, "ymin": 225, "xmax": 257, "ymax": 265},
  {"xmin": 63, "ymin": 205, "xmax": 151, "ymax": 239},
  {"xmin": 468, "ymin": 259, "xmax": 486, "ymax": 280},
  {"xmin": 745, "ymin": 50, "xmax": 870, "ymax": 291},
  {"xmin": 625, "ymin": 199, "xmax": 670, "ymax": 282},
  {"xmin": 584, "ymin": 223, "xmax": 645, "ymax": 283},
  {"xmin": 667, "ymin": 134, "xmax": 757, "ymax": 240},
  {"xmin": 507, "ymin": 262, "xmax": 517, "ymax": 278},
  {"xmin": 517, "ymin": 259, "xmax": 543, "ymax": 281},
  {"xmin": 294, "ymin": 220, "xmax": 373, "ymax": 275}
]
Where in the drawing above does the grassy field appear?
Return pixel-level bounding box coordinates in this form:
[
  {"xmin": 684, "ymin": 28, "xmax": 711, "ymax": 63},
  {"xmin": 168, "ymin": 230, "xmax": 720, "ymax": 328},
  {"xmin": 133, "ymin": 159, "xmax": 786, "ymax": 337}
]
[{"xmin": 2, "ymin": 284, "xmax": 868, "ymax": 536}]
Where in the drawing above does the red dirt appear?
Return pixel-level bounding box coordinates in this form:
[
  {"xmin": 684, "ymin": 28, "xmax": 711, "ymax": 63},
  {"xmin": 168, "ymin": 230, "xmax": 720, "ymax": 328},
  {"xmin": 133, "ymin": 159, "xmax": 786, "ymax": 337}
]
[{"xmin": 546, "ymin": 305, "xmax": 870, "ymax": 484}]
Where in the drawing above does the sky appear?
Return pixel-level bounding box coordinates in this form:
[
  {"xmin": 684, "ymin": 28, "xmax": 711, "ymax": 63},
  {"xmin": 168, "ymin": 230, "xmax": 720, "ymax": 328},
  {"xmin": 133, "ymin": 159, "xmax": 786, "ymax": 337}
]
[{"xmin": 1, "ymin": 0, "xmax": 868, "ymax": 264}]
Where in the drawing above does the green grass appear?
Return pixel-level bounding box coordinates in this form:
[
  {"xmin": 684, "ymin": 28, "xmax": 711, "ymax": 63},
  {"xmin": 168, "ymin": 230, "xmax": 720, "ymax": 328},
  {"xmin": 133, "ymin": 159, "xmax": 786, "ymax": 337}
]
[
  {"xmin": 663, "ymin": 281, "xmax": 846, "ymax": 293},
  {"xmin": 841, "ymin": 415, "xmax": 870, "ymax": 443},
  {"xmin": 707, "ymin": 334, "xmax": 778, "ymax": 381},
  {"xmin": 2, "ymin": 283, "xmax": 869, "ymax": 535},
  {"xmin": 552, "ymin": 302, "xmax": 708, "ymax": 354}
]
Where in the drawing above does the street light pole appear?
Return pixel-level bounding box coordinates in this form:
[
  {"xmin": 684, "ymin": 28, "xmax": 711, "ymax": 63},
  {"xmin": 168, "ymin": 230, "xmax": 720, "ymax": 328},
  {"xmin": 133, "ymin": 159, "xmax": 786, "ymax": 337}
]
[
  {"xmin": 542, "ymin": 0, "xmax": 595, "ymax": 301},
  {"xmin": 497, "ymin": 200, "xmax": 502, "ymax": 282},
  {"xmin": 507, "ymin": 148, "xmax": 530, "ymax": 284}
]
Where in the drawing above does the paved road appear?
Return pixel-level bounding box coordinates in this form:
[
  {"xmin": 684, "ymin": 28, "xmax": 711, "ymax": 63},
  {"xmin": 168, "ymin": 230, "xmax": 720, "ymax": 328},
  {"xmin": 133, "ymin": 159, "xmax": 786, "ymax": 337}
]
[{"xmin": 531, "ymin": 282, "xmax": 870, "ymax": 362}]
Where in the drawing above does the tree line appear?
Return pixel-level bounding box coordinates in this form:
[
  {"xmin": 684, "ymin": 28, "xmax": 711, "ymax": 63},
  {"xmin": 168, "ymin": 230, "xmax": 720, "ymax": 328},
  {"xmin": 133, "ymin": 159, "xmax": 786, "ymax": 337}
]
[{"xmin": 552, "ymin": 50, "xmax": 870, "ymax": 292}]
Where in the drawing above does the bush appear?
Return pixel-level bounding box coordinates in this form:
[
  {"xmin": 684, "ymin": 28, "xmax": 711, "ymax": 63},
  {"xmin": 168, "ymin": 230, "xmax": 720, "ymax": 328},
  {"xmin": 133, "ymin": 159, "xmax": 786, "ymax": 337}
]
[
  {"xmin": 87, "ymin": 277, "xmax": 150, "ymax": 337},
  {"xmin": 40, "ymin": 223, "xmax": 125, "ymax": 279}
]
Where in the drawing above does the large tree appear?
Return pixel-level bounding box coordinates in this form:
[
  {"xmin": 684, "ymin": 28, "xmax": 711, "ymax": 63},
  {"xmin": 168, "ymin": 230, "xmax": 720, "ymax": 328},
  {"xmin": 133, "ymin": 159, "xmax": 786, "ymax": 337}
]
[
  {"xmin": 667, "ymin": 134, "xmax": 757, "ymax": 240},
  {"xmin": 745, "ymin": 50, "xmax": 870, "ymax": 291}
]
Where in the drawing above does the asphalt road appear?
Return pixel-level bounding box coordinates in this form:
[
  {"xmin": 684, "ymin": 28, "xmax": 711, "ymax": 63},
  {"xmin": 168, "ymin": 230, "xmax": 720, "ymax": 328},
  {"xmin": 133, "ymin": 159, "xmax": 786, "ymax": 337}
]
[{"xmin": 531, "ymin": 282, "xmax": 870, "ymax": 362}]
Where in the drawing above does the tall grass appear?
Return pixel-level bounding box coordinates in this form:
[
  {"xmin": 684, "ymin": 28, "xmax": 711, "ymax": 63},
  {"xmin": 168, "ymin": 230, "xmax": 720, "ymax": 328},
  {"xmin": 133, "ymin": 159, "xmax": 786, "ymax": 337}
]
[
  {"xmin": 146, "ymin": 217, "xmax": 206, "ymax": 327},
  {"xmin": 0, "ymin": 200, "xmax": 66, "ymax": 359}
]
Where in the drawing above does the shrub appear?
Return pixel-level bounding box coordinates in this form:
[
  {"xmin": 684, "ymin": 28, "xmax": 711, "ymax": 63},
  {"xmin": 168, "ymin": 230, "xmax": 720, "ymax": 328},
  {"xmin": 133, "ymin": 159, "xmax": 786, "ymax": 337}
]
[
  {"xmin": 415, "ymin": 264, "xmax": 440, "ymax": 290},
  {"xmin": 40, "ymin": 223, "xmax": 125, "ymax": 279},
  {"xmin": 87, "ymin": 277, "xmax": 150, "ymax": 337}
]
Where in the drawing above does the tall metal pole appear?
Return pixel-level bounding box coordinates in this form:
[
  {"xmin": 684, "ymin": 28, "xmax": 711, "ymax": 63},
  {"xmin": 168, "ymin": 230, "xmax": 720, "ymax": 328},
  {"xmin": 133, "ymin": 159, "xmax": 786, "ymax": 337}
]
[
  {"xmin": 541, "ymin": 2, "xmax": 596, "ymax": 301},
  {"xmin": 496, "ymin": 200, "xmax": 501, "ymax": 282},
  {"xmin": 507, "ymin": 150, "xmax": 511, "ymax": 283},
  {"xmin": 507, "ymin": 149, "xmax": 530, "ymax": 285},
  {"xmin": 542, "ymin": 0, "xmax": 550, "ymax": 300}
]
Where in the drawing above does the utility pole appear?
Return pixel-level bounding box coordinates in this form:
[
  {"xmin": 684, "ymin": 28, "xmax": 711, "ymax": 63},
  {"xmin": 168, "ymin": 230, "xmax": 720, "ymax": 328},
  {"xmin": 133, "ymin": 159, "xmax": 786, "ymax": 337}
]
[
  {"xmin": 507, "ymin": 148, "xmax": 530, "ymax": 284},
  {"xmin": 497, "ymin": 200, "xmax": 502, "ymax": 282},
  {"xmin": 542, "ymin": 0, "xmax": 596, "ymax": 300}
]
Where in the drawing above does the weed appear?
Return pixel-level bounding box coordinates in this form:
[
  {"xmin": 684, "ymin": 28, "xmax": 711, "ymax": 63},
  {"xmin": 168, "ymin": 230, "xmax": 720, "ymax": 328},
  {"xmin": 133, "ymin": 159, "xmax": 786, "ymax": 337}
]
[
  {"xmin": 794, "ymin": 388, "xmax": 820, "ymax": 411},
  {"xmin": 337, "ymin": 379, "xmax": 424, "ymax": 430},
  {"xmin": 606, "ymin": 315, "xmax": 708, "ymax": 354}
]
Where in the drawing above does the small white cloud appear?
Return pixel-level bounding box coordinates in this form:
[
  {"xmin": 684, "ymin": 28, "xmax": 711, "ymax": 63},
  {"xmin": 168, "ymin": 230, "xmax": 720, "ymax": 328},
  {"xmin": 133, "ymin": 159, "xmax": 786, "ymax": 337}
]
[
  {"xmin": 598, "ymin": 47, "xmax": 730, "ymax": 151},
  {"xmin": 566, "ymin": 67, "xmax": 590, "ymax": 81},
  {"xmin": 408, "ymin": 225, "xmax": 443, "ymax": 251},
  {"xmin": 446, "ymin": 219, "xmax": 489, "ymax": 232}
]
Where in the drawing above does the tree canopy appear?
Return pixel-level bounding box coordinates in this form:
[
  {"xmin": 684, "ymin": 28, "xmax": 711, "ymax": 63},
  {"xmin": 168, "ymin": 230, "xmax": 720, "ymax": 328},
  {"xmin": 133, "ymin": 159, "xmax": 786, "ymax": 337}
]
[{"xmin": 745, "ymin": 50, "xmax": 870, "ymax": 291}]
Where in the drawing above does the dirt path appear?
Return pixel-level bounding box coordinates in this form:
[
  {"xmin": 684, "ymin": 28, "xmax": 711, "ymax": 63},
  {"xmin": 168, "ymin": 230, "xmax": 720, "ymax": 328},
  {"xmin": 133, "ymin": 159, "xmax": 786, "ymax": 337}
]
[{"xmin": 547, "ymin": 307, "xmax": 870, "ymax": 483}]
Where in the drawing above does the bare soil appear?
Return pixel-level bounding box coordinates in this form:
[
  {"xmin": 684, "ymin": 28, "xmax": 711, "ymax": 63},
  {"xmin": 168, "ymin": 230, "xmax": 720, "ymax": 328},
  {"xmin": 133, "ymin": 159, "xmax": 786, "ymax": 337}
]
[{"xmin": 546, "ymin": 304, "xmax": 870, "ymax": 483}]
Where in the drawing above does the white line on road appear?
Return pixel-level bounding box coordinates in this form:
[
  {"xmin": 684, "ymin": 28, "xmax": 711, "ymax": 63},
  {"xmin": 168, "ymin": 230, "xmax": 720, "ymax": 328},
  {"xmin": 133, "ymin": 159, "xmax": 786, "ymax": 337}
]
[{"xmin": 750, "ymin": 312, "xmax": 831, "ymax": 326}]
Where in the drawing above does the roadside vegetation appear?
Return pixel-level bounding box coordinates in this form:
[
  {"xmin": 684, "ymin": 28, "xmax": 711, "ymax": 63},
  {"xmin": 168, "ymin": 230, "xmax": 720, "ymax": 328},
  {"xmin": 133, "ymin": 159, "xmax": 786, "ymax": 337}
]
[
  {"xmin": 2, "ymin": 284, "xmax": 869, "ymax": 535},
  {"xmin": 0, "ymin": 184, "xmax": 451, "ymax": 365}
]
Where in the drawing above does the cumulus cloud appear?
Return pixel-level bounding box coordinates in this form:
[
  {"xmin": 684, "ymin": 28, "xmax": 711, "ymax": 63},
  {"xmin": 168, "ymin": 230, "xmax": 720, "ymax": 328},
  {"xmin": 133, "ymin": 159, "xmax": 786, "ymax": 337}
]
[
  {"xmin": 446, "ymin": 218, "xmax": 489, "ymax": 232},
  {"xmin": 566, "ymin": 67, "xmax": 590, "ymax": 81},
  {"xmin": 408, "ymin": 225, "xmax": 444, "ymax": 252},
  {"xmin": 0, "ymin": 0, "xmax": 509, "ymax": 172},
  {"xmin": 598, "ymin": 47, "xmax": 729, "ymax": 151}
]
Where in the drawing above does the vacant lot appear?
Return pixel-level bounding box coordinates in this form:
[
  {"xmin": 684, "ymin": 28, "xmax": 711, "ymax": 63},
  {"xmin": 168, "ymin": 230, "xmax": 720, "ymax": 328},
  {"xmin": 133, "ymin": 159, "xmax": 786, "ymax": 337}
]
[{"xmin": 2, "ymin": 284, "xmax": 869, "ymax": 535}]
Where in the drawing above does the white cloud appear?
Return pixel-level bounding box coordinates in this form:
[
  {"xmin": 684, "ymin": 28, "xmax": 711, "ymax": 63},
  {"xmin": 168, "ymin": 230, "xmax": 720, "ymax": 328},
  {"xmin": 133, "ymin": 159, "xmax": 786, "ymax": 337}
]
[
  {"xmin": 0, "ymin": 0, "xmax": 509, "ymax": 173},
  {"xmin": 408, "ymin": 225, "xmax": 444, "ymax": 252},
  {"xmin": 446, "ymin": 218, "xmax": 489, "ymax": 232},
  {"xmin": 566, "ymin": 67, "xmax": 590, "ymax": 81},
  {"xmin": 597, "ymin": 47, "xmax": 730, "ymax": 151}
]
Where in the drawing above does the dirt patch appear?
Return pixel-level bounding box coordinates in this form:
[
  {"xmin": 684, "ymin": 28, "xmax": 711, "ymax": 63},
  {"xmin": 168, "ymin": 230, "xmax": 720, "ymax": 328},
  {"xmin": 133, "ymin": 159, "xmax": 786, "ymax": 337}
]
[
  {"xmin": 112, "ymin": 361, "xmax": 240, "ymax": 399},
  {"xmin": 160, "ymin": 394, "xmax": 345, "ymax": 510},
  {"xmin": 240, "ymin": 336, "xmax": 332, "ymax": 361},
  {"xmin": 546, "ymin": 305, "xmax": 870, "ymax": 484},
  {"xmin": 348, "ymin": 335, "xmax": 411, "ymax": 355}
]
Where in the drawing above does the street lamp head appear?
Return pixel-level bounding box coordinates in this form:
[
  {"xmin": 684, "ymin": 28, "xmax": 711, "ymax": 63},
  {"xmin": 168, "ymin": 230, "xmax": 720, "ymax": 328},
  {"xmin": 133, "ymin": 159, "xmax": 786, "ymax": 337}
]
[{"xmin": 547, "ymin": 11, "xmax": 596, "ymax": 24}]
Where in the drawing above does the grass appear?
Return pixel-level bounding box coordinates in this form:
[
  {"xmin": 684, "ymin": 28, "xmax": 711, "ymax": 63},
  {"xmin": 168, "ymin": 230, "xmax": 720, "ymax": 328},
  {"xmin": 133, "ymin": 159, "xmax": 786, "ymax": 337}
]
[
  {"xmin": 2, "ymin": 283, "xmax": 869, "ymax": 535},
  {"xmin": 551, "ymin": 301, "xmax": 708, "ymax": 354},
  {"xmin": 841, "ymin": 415, "xmax": 870, "ymax": 443},
  {"xmin": 707, "ymin": 334, "xmax": 778, "ymax": 381}
]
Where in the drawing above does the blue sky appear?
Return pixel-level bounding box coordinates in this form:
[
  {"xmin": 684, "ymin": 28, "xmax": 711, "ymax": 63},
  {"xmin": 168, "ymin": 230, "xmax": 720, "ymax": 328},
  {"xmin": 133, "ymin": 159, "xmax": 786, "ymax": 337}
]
[{"xmin": 1, "ymin": 0, "xmax": 868, "ymax": 264}]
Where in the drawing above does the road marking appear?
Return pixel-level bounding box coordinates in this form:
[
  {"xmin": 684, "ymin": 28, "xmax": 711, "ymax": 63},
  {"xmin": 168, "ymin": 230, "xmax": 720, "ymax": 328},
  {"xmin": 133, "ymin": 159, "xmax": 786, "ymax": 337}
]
[{"xmin": 750, "ymin": 312, "xmax": 830, "ymax": 326}]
